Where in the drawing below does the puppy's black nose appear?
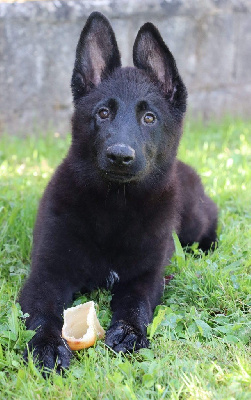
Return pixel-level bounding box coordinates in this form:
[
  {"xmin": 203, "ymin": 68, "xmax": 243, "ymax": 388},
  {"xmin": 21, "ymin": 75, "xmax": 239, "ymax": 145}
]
[{"xmin": 106, "ymin": 144, "xmax": 135, "ymax": 167}]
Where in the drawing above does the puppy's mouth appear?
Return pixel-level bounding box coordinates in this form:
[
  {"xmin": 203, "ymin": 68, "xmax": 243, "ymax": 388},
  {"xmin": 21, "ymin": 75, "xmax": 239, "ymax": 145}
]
[{"xmin": 100, "ymin": 169, "xmax": 137, "ymax": 183}]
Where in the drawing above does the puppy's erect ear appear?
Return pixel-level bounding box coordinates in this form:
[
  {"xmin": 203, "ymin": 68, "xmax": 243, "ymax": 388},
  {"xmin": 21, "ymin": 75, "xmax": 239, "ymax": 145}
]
[
  {"xmin": 133, "ymin": 23, "xmax": 187, "ymax": 111},
  {"xmin": 71, "ymin": 12, "xmax": 121, "ymax": 101}
]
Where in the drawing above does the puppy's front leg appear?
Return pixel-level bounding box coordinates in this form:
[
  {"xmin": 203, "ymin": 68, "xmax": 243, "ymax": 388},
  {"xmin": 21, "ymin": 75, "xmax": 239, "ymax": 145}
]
[
  {"xmin": 105, "ymin": 269, "xmax": 164, "ymax": 352},
  {"xmin": 19, "ymin": 271, "xmax": 74, "ymax": 372}
]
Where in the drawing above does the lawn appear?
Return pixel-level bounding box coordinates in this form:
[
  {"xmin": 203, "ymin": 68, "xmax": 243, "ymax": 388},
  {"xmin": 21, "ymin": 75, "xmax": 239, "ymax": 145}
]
[{"xmin": 0, "ymin": 119, "xmax": 250, "ymax": 399}]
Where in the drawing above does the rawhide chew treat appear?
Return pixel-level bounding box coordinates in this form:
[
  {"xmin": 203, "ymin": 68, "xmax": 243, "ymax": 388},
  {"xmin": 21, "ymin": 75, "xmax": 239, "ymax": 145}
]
[{"xmin": 62, "ymin": 301, "xmax": 105, "ymax": 350}]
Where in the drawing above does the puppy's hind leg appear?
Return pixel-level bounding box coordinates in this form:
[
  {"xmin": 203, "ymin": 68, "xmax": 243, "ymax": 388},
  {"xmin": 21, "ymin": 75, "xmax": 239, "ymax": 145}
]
[
  {"xmin": 180, "ymin": 194, "xmax": 218, "ymax": 253},
  {"xmin": 198, "ymin": 196, "xmax": 218, "ymax": 252},
  {"xmin": 177, "ymin": 162, "xmax": 218, "ymax": 253}
]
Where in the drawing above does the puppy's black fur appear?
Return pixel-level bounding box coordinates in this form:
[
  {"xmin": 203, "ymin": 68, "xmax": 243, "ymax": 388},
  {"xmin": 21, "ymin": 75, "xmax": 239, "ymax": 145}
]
[{"xmin": 19, "ymin": 12, "xmax": 218, "ymax": 371}]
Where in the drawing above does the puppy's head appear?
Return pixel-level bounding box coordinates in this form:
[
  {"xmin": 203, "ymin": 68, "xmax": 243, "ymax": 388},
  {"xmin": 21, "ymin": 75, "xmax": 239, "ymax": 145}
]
[{"xmin": 71, "ymin": 12, "xmax": 187, "ymax": 185}]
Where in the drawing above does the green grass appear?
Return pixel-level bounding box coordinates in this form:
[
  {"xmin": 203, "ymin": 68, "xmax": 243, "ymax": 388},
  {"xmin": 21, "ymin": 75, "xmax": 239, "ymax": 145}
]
[{"xmin": 0, "ymin": 119, "xmax": 250, "ymax": 399}]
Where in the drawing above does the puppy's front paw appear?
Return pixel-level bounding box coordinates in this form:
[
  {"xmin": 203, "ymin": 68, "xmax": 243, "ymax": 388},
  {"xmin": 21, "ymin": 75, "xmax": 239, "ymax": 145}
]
[
  {"xmin": 24, "ymin": 332, "xmax": 72, "ymax": 374},
  {"xmin": 105, "ymin": 320, "xmax": 149, "ymax": 353}
]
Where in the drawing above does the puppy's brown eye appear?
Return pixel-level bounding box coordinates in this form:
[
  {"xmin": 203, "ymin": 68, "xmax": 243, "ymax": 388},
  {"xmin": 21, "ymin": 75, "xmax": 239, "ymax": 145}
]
[
  {"xmin": 98, "ymin": 108, "xmax": 110, "ymax": 119},
  {"xmin": 143, "ymin": 112, "xmax": 156, "ymax": 124}
]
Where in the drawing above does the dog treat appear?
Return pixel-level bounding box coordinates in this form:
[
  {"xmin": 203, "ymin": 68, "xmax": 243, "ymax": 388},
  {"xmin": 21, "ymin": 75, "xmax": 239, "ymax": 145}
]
[{"xmin": 62, "ymin": 301, "xmax": 105, "ymax": 350}]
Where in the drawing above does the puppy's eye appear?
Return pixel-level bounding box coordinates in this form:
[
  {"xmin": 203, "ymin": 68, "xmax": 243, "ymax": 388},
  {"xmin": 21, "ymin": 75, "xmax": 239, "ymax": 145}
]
[
  {"xmin": 98, "ymin": 108, "xmax": 110, "ymax": 119},
  {"xmin": 143, "ymin": 112, "xmax": 156, "ymax": 124}
]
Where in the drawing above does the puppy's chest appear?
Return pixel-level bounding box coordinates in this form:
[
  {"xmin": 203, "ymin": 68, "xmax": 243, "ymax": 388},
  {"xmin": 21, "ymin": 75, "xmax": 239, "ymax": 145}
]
[
  {"xmin": 79, "ymin": 196, "xmax": 171, "ymax": 253},
  {"xmin": 92, "ymin": 208, "xmax": 143, "ymax": 249},
  {"xmin": 70, "ymin": 199, "xmax": 171, "ymax": 285}
]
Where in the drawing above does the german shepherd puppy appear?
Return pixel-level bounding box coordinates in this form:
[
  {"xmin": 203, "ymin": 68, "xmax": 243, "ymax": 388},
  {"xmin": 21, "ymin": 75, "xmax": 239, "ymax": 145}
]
[{"xmin": 19, "ymin": 12, "xmax": 218, "ymax": 372}]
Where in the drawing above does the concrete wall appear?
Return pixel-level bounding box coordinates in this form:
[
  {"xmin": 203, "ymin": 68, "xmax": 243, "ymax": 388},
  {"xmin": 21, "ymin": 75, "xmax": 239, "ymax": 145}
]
[{"xmin": 0, "ymin": 0, "xmax": 251, "ymax": 135}]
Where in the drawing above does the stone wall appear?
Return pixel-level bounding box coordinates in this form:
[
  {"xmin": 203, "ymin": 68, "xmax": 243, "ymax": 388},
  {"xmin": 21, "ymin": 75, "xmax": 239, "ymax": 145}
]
[{"xmin": 0, "ymin": 0, "xmax": 250, "ymax": 135}]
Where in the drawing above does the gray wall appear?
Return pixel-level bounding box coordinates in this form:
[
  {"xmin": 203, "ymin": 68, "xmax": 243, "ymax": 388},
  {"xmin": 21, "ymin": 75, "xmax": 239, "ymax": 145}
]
[{"xmin": 0, "ymin": 0, "xmax": 251, "ymax": 135}]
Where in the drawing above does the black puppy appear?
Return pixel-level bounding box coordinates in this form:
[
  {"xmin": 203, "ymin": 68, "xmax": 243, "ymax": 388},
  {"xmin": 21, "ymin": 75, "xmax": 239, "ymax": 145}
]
[{"xmin": 19, "ymin": 12, "xmax": 218, "ymax": 371}]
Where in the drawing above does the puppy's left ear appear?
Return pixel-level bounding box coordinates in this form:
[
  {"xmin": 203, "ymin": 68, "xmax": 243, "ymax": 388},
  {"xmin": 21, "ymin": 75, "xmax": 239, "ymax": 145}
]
[
  {"xmin": 133, "ymin": 23, "xmax": 187, "ymax": 111},
  {"xmin": 71, "ymin": 12, "xmax": 121, "ymax": 101}
]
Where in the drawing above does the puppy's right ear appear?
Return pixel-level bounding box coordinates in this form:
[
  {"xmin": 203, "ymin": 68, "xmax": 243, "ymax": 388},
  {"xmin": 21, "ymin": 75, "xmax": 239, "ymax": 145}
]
[{"xmin": 71, "ymin": 12, "xmax": 121, "ymax": 101}]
